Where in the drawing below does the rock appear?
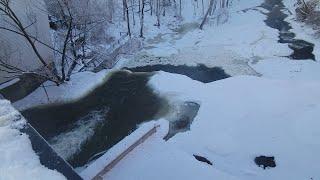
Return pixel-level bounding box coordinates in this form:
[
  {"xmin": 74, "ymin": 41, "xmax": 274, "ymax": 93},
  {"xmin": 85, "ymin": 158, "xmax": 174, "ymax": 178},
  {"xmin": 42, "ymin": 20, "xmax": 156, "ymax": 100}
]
[
  {"xmin": 193, "ymin": 155, "xmax": 213, "ymax": 165},
  {"xmin": 254, "ymin": 156, "xmax": 276, "ymax": 169},
  {"xmin": 173, "ymin": 116, "xmax": 190, "ymax": 130}
]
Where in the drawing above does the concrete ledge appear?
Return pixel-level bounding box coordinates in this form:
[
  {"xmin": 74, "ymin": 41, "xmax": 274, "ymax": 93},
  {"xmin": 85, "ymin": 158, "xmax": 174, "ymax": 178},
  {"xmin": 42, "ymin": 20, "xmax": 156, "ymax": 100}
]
[{"xmin": 21, "ymin": 123, "xmax": 82, "ymax": 180}]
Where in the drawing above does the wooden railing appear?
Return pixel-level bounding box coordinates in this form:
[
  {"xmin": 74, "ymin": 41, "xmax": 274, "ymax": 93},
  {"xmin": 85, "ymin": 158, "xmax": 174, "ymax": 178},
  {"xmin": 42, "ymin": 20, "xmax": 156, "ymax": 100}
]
[{"xmin": 92, "ymin": 125, "xmax": 159, "ymax": 180}]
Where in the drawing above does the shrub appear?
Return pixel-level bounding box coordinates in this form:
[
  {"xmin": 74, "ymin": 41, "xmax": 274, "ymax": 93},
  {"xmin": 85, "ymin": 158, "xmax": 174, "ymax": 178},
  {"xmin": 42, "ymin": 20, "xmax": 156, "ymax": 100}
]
[{"xmin": 296, "ymin": 0, "xmax": 320, "ymax": 31}]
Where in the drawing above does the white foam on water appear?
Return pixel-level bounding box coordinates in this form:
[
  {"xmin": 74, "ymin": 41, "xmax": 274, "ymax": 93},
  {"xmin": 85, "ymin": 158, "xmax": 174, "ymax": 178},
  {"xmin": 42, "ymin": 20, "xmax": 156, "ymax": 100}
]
[{"xmin": 49, "ymin": 108, "xmax": 109, "ymax": 160}]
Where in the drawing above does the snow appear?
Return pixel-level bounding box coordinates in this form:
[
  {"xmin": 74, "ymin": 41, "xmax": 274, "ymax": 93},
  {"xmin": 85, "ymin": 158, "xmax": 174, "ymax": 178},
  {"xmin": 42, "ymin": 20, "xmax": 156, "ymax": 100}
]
[
  {"xmin": 5, "ymin": 0, "xmax": 320, "ymax": 179},
  {"xmin": 283, "ymin": 0, "xmax": 320, "ymax": 61},
  {"xmin": 122, "ymin": 0, "xmax": 292, "ymax": 77},
  {"xmin": 14, "ymin": 70, "xmax": 110, "ymax": 111},
  {"xmin": 103, "ymin": 129, "xmax": 237, "ymax": 180},
  {"xmin": 83, "ymin": 71, "xmax": 320, "ymax": 180},
  {"xmin": 13, "ymin": 0, "xmax": 298, "ymax": 110},
  {"xmin": 80, "ymin": 119, "xmax": 170, "ymax": 180},
  {"xmin": 0, "ymin": 100, "xmax": 66, "ymax": 180},
  {"xmin": 82, "ymin": 119, "xmax": 238, "ymax": 180},
  {"xmin": 250, "ymin": 57, "xmax": 320, "ymax": 81},
  {"xmin": 147, "ymin": 72, "xmax": 320, "ymax": 180},
  {"xmin": 84, "ymin": 0, "xmax": 320, "ymax": 178}
]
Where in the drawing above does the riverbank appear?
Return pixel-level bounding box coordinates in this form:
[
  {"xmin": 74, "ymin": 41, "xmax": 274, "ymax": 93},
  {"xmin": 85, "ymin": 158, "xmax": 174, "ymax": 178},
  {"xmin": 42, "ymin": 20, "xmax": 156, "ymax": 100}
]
[
  {"xmin": 85, "ymin": 0, "xmax": 320, "ymax": 179},
  {"xmin": 2, "ymin": 0, "xmax": 320, "ymax": 179}
]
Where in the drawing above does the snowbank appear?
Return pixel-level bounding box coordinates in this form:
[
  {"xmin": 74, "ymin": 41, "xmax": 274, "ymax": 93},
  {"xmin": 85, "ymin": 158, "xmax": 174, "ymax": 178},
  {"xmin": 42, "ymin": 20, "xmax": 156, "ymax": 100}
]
[
  {"xmin": 0, "ymin": 100, "xmax": 66, "ymax": 180},
  {"xmin": 14, "ymin": 70, "xmax": 110, "ymax": 111},
  {"xmin": 250, "ymin": 57, "xmax": 320, "ymax": 81},
  {"xmin": 80, "ymin": 119, "xmax": 169, "ymax": 180},
  {"xmin": 147, "ymin": 71, "xmax": 320, "ymax": 180},
  {"xmin": 83, "ymin": 118, "xmax": 238, "ymax": 180}
]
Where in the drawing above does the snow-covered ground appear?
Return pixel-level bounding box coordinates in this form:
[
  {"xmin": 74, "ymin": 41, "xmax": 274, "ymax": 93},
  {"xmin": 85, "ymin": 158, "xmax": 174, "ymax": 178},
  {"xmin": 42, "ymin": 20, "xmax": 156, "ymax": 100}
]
[
  {"xmin": 80, "ymin": 120, "xmax": 170, "ymax": 179},
  {"xmin": 97, "ymin": 119, "xmax": 238, "ymax": 180},
  {"xmin": 0, "ymin": 100, "xmax": 66, "ymax": 180},
  {"xmin": 85, "ymin": 73, "xmax": 320, "ymax": 180},
  {"xmin": 123, "ymin": 0, "xmax": 280, "ymax": 76},
  {"xmin": 146, "ymin": 72, "xmax": 320, "ymax": 180},
  {"xmin": 123, "ymin": 0, "xmax": 320, "ymax": 81}
]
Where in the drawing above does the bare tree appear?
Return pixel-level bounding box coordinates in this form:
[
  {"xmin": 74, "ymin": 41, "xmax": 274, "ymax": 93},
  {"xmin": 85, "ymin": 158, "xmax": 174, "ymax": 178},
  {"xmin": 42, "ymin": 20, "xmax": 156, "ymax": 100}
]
[
  {"xmin": 200, "ymin": 0, "xmax": 215, "ymax": 29},
  {"xmin": 0, "ymin": 0, "xmax": 62, "ymax": 84},
  {"xmin": 200, "ymin": 0, "xmax": 231, "ymax": 29},
  {"xmin": 0, "ymin": 0, "xmax": 104, "ymax": 84},
  {"xmin": 123, "ymin": 0, "xmax": 131, "ymax": 37},
  {"xmin": 155, "ymin": 0, "xmax": 161, "ymax": 27}
]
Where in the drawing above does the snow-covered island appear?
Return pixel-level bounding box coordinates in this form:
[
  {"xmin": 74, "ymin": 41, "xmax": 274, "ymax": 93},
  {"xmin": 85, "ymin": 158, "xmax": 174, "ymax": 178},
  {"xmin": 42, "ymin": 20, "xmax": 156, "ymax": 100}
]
[{"xmin": 1, "ymin": 0, "xmax": 320, "ymax": 179}]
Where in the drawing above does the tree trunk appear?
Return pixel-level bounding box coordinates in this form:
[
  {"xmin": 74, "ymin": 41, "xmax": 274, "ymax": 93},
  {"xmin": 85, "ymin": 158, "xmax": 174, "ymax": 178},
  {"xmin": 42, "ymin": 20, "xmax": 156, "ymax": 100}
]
[
  {"xmin": 140, "ymin": 0, "xmax": 145, "ymax": 37},
  {"xmin": 123, "ymin": 0, "xmax": 131, "ymax": 37},
  {"xmin": 200, "ymin": 0, "xmax": 215, "ymax": 30}
]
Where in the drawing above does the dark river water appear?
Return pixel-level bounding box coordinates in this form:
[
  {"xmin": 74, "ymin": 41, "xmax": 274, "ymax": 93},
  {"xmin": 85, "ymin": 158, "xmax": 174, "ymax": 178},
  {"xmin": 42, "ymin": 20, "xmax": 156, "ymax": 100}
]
[
  {"xmin": 125, "ymin": 64, "xmax": 230, "ymax": 83},
  {"xmin": 22, "ymin": 71, "xmax": 167, "ymax": 167},
  {"xmin": 260, "ymin": 0, "xmax": 316, "ymax": 60},
  {"xmin": 22, "ymin": 65, "xmax": 229, "ymax": 168}
]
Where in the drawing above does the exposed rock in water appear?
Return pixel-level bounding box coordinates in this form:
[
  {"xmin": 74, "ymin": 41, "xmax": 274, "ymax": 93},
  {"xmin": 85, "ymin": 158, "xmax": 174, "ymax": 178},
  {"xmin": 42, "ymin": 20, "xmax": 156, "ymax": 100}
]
[
  {"xmin": 193, "ymin": 155, "xmax": 213, "ymax": 166},
  {"xmin": 164, "ymin": 101, "xmax": 200, "ymax": 140},
  {"xmin": 254, "ymin": 156, "xmax": 276, "ymax": 169},
  {"xmin": 173, "ymin": 116, "xmax": 190, "ymax": 130}
]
